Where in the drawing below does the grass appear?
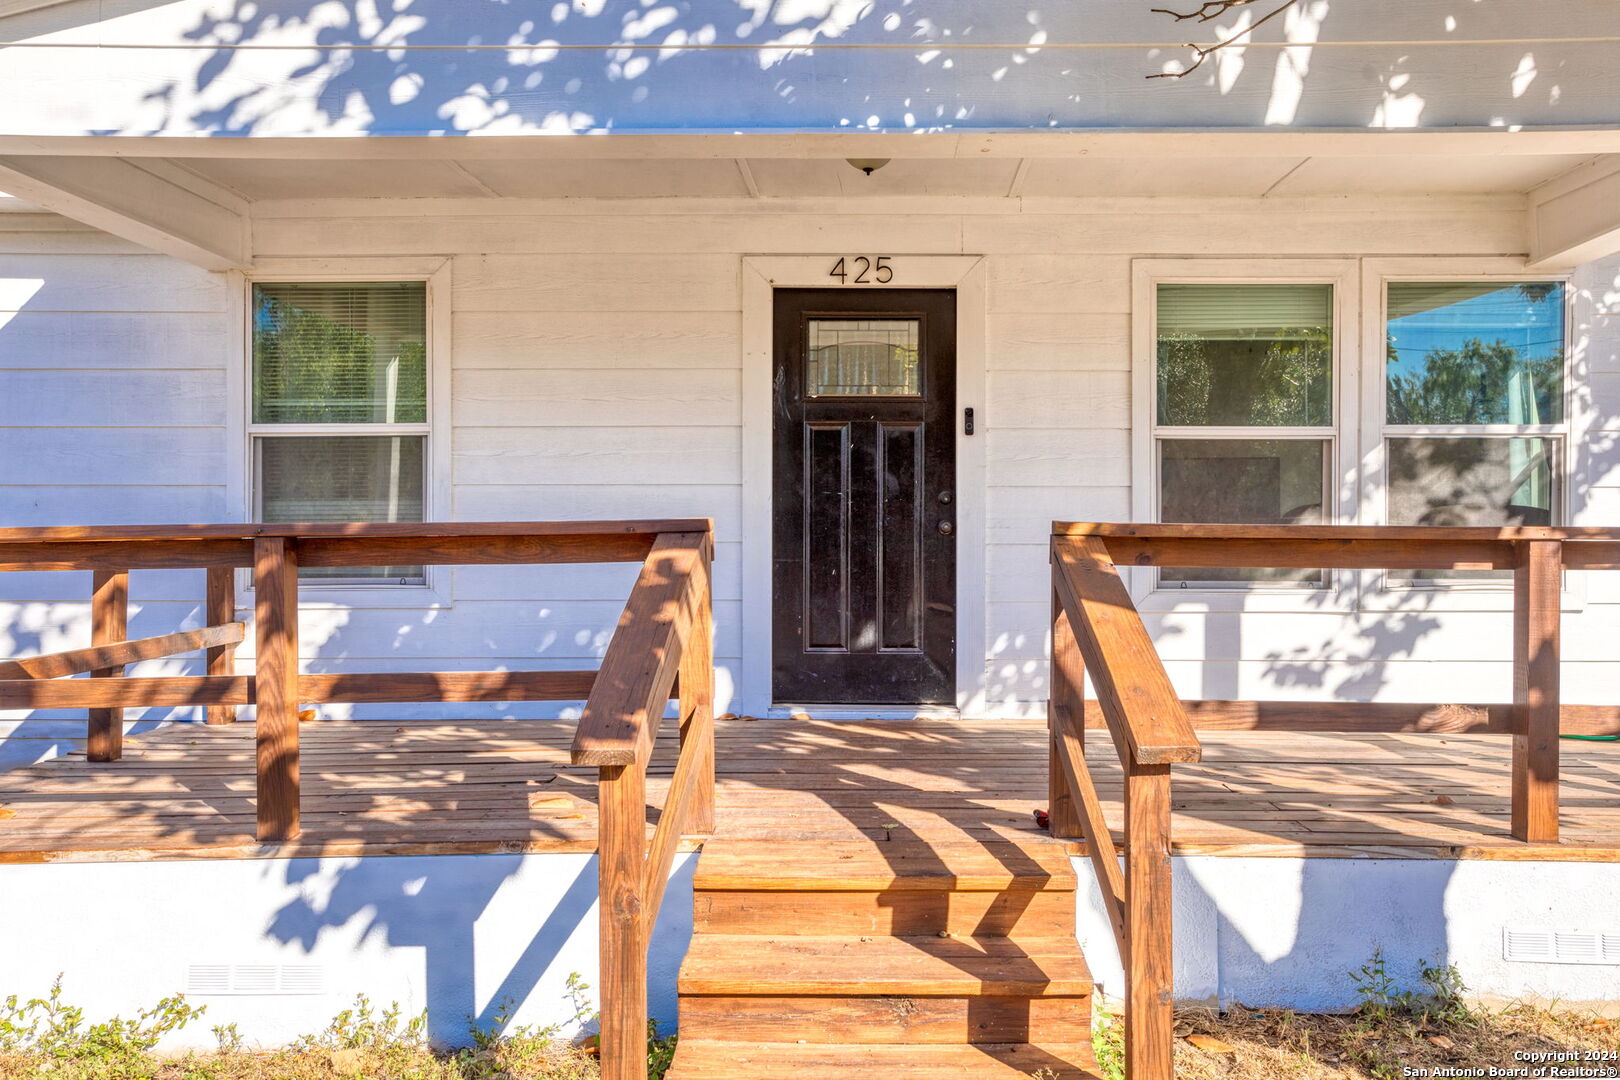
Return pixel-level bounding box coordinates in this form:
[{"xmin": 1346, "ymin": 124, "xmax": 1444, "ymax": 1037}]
[{"xmin": 0, "ymin": 977, "xmax": 681, "ymax": 1080}]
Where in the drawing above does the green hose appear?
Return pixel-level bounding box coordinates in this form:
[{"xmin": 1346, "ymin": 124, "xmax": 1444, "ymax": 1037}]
[{"xmin": 1561, "ymin": 734, "xmax": 1620, "ymax": 741}]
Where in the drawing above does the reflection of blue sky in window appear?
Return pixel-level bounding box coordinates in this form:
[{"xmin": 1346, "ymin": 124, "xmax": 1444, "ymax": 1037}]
[{"xmin": 1387, "ymin": 284, "xmax": 1564, "ymax": 396}]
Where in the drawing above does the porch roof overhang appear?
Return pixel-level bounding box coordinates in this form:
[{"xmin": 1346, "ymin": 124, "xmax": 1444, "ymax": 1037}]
[
  {"xmin": 4, "ymin": 0, "xmax": 1619, "ymax": 268},
  {"xmin": 2, "ymin": 131, "xmax": 1619, "ymax": 271}
]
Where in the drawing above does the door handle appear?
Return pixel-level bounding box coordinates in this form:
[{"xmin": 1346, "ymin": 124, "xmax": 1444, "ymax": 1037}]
[{"xmin": 937, "ymin": 520, "xmax": 954, "ymax": 536}]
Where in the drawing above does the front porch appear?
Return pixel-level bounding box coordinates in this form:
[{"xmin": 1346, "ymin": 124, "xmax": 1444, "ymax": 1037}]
[
  {"xmin": 4, "ymin": 714, "xmax": 1618, "ymax": 865},
  {"xmin": 3, "ymin": 521, "xmax": 1619, "ymax": 1080}
]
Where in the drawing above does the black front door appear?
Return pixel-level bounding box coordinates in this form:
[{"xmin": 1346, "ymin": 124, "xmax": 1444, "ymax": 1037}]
[{"xmin": 772, "ymin": 289, "xmax": 956, "ymax": 705}]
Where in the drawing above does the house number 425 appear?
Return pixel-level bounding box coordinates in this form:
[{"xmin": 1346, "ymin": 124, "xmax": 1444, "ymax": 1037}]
[{"xmin": 829, "ymin": 256, "xmax": 893, "ymax": 284}]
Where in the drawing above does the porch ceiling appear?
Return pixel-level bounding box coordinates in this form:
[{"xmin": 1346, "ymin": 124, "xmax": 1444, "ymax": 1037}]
[
  {"xmin": 3, "ymin": 136, "xmax": 1617, "ymax": 271},
  {"xmin": 161, "ymin": 149, "xmax": 1598, "ymax": 201}
]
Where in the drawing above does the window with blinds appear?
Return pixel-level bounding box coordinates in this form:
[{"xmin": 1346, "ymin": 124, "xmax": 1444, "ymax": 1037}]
[
  {"xmin": 252, "ymin": 282, "xmax": 427, "ymax": 424},
  {"xmin": 249, "ymin": 281, "xmax": 430, "ymax": 584},
  {"xmin": 1156, "ymin": 283, "xmax": 1333, "ymax": 427},
  {"xmin": 1154, "ymin": 283, "xmax": 1335, "ymax": 586}
]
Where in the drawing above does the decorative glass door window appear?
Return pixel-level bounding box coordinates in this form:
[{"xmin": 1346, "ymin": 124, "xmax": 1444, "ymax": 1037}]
[
  {"xmin": 1383, "ymin": 281, "xmax": 1565, "ymax": 580},
  {"xmin": 1154, "ymin": 283, "xmax": 1335, "ymax": 586},
  {"xmin": 806, "ymin": 319, "xmax": 921, "ymax": 396},
  {"xmin": 249, "ymin": 281, "xmax": 430, "ymax": 583}
]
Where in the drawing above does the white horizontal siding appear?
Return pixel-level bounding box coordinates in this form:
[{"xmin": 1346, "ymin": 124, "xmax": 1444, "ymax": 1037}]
[
  {"xmin": 0, "ymin": 232, "xmax": 232, "ymax": 741},
  {"xmin": 452, "ymin": 543, "xmax": 742, "ymax": 602},
  {"xmin": 0, "ymin": 427, "xmax": 223, "ymax": 486},
  {"xmin": 0, "ymin": 369, "xmax": 225, "ymax": 427},
  {"xmin": 453, "ymin": 311, "xmax": 740, "ymax": 369},
  {"xmin": 987, "ymin": 255, "xmax": 1133, "ymax": 315},
  {"xmin": 0, "ymin": 484, "xmax": 228, "ymax": 526},
  {"xmin": 0, "ymin": 312, "xmax": 230, "ymax": 369},
  {"xmin": 454, "ymin": 427, "xmax": 740, "ymax": 488},
  {"xmin": 454, "ymin": 254, "xmax": 740, "ymax": 312},
  {"xmin": 452, "ymin": 370, "xmax": 741, "ymax": 428},
  {"xmin": 988, "ymin": 313, "xmax": 1130, "ymax": 371},
  {"xmin": 986, "ymin": 489, "xmax": 1131, "ymax": 544},
  {"xmin": 0, "ymin": 238, "xmax": 229, "ymax": 656},
  {"xmin": 0, "ymin": 254, "xmax": 223, "ymax": 312}
]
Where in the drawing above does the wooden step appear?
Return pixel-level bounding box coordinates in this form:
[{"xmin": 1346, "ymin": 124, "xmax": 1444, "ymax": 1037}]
[
  {"xmin": 694, "ymin": 838, "xmax": 1077, "ymax": 892},
  {"xmin": 672, "ymin": 838, "xmax": 1095, "ymax": 1076},
  {"xmin": 694, "ymin": 883, "xmax": 1075, "ymax": 937},
  {"xmin": 665, "ymin": 1040, "xmax": 1102, "ymax": 1079},
  {"xmin": 678, "ymin": 934, "xmax": 1094, "ymax": 998},
  {"xmin": 679, "ymin": 993, "xmax": 1092, "ymax": 1045}
]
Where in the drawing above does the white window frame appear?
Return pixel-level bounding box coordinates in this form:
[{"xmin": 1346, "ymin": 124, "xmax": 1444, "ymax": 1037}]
[
  {"xmin": 1357, "ymin": 257, "xmax": 1579, "ymax": 612},
  {"xmin": 232, "ymin": 258, "xmax": 453, "ymax": 608},
  {"xmin": 1131, "ymin": 258, "xmax": 1362, "ymax": 611}
]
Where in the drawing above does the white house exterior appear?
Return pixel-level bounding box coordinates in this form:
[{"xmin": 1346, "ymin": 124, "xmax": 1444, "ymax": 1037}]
[{"xmin": 1, "ymin": 0, "xmax": 1619, "ymax": 1057}]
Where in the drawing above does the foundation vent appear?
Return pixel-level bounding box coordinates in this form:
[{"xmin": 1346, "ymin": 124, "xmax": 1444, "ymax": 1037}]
[
  {"xmin": 186, "ymin": 964, "xmax": 327, "ymax": 995},
  {"xmin": 1503, "ymin": 928, "xmax": 1620, "ymax": 965}
]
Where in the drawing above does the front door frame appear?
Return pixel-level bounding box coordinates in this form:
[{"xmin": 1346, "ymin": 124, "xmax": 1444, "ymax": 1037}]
[{"xmin": 740, "ymin": 255, "xmax": 987, "ymax": 717}]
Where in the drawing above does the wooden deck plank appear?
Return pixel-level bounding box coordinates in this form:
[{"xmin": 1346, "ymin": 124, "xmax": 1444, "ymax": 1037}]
[{"xmin": 1, "ymin": 715, "xmax": 1616, "ymax": 864}]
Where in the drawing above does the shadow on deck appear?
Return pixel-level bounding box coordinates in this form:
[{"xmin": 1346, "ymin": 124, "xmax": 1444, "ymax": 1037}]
[{"xmin": 2, "ymin": 714, "xmax": 1616, "ymax": 864}]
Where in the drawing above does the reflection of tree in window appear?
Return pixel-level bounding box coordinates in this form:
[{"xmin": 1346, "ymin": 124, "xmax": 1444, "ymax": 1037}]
[
  {"xmin": 1383, "ymin": 282, "xmax": 1564, "ymax": 581},
  {"xmin": 1158, "ymin": 328, "xmax": 1331, "ymax": 427},
  {"xmin": 1386, "ymin": 339, "xmax": 1562, "ymax": 426},
  {"xmin": 1385, "ymin": 283, "xmax": 1562, "ymax": 426},
  {"xmin": 253, "ymin": 283, "xmax": 427, "ymax": 424},
  {"xmin": 1154, "ymin": 283, "xmax": 1334, "ymax": 427}
]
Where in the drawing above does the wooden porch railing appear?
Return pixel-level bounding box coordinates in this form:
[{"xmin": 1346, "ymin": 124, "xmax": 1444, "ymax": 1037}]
[
  {"xmin": 0, "ymin": 520, "xmax": 716, "ymax": 1080},
  {"xmin": 1049, "ymin": 522, "xmax": 1620, "ymax": 1080}
]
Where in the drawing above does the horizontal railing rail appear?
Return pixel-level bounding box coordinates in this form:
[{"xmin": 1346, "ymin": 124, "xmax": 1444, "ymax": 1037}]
[
  {"xmin": 1048, "ymin": 522, "xmax": 1617, "ymax": 1080},
  {"xmin": 0, "ymin": 519, "xmax": 716, "ymax": 1080}
]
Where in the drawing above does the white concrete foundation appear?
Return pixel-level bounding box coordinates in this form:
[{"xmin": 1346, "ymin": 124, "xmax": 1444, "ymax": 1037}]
[
  {"xmin": 0, "ymin": 853, "xmax": 695, "ymax": 1050},
  {"xmin": 1075, "ymin": 856, "xmax": 1620, "ymax": 1012},
  {"xmin": 1, "ymin": 851, "xmax": 1615, "ymax": 1052}
]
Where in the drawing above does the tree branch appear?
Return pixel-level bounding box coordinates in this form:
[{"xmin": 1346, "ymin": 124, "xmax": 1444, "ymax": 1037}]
[
  {"xmin": 1148, "ymin": 0, "xmax": 1304, "ymax": 79},
  {"xmin": 1151, "ymin": 0, "xmax": 1268, "ymax": 23}
]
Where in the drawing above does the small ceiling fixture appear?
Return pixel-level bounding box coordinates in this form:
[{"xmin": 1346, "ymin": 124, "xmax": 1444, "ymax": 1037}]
[{"xmin": 846, "ymin": 158, "xmax": 890, "ymax": 176}]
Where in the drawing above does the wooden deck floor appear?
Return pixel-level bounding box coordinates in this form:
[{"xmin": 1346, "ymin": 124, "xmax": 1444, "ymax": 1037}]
[{"xmin": 0, "ymin": 715, "xmax": 1616, "ymax": 863}]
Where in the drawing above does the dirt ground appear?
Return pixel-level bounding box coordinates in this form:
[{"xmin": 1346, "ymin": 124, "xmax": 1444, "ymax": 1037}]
[{"xmin": 1160, "ymin": 1004, "xmax": 1620, "ymax": 1079}]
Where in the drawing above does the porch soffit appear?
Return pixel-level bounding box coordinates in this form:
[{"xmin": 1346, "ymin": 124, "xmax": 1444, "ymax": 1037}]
[{"xmin": 2, "ymin": 138, "xmax": 1617, "ymax": 269}]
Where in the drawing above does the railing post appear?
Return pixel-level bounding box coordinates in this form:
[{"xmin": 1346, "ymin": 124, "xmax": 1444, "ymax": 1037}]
[
  {"xmin": 87, "ymin": 569, "xmax": 129, "ymax": 762},
  {"xmin": 678, "ymin": 543, "xmax": 716, "ymax": 835},
  {"xmin": 1512, "ymin": 539, "xmax": 1561, "ymax": 843},
  {"xmin": 1048, "ymin": 575, "xmax": 1083, "ymax": 839},
  {"xmin": 597, "ymin": 762, "xmax": 648, "ymax": 1080},
  {"xmin": 204, "ymin": 566, "xmax": 237, "ymax": 725},
  {"xmin": 254, "ymin": 537, "xmax": 300, "ymax": 841},
  {"xmin": 1124, "ymin": 761, "xmax": 1175, "ymax": 1080}
]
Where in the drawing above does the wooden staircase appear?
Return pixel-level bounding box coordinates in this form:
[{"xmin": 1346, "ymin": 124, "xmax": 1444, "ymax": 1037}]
[{"xmin": 666, "ymin": 838, "xmax": 1101, "ymax": 1079}]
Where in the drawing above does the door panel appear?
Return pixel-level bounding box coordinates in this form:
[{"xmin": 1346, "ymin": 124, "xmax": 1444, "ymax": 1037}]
[{"xmin": 773, "ymin": 289, "xmax": 956, "ymax": 705}]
